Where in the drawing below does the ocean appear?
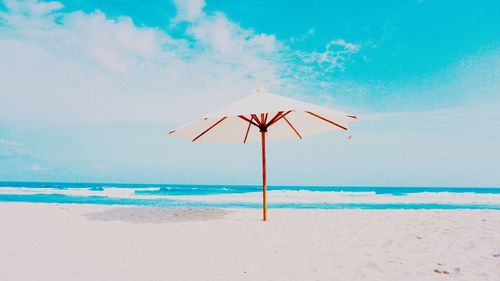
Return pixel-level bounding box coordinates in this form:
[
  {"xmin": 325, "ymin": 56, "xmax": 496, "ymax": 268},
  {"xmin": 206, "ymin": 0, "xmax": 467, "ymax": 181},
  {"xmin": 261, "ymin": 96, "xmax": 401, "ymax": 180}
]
[{"xmin": 1, "ymin": 181, "xmax": 499, "ymax": 209}]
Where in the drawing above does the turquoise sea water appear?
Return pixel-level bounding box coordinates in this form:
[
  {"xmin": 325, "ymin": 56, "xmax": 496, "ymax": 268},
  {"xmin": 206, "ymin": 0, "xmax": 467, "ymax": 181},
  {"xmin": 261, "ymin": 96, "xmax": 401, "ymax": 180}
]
[{"xmin": 1, "ymin": 181, "xmax": 499, "ymax": 210}]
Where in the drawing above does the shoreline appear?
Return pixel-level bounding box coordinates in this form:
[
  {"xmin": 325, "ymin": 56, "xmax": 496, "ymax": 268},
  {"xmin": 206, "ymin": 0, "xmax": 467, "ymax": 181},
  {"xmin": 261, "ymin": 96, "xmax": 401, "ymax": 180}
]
[{"xmin": 2, "ymin": 187, "xmax": 500, "ymax": 210}]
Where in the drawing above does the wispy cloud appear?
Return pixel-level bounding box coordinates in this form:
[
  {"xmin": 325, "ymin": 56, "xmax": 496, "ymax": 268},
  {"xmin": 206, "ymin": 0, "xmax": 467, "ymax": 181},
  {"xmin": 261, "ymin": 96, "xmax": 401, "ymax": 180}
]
[
  {"xmin": 0, "ymin": 138, "xmax": 33, "ymax": 161},
  {"xmin": 29, "ymin": 164, "xmax": 42, "ymax": 172},
  {"xmin": 0, "ymin": 139, "xmax": 22, "ymax": 147},
  {"xmin": 0, "ymin": 0, "xmax": 359, "ymax": 126},
  {"xmin": 298, "ymin": 39, "xmax": 360, "ymax": 71},
  {"xmin": 289, "ymin": 28, "xmax": 315, "ymax": 43},
  {"xmin": 171, "ymin": 0, "xmax": 206, "ymax": 23}
]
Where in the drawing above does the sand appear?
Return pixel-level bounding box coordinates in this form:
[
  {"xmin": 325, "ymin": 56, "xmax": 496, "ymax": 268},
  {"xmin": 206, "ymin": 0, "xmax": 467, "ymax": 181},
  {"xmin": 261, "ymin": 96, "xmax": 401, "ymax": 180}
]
[{"xmin": 0, "ymin": 203, "xmax": 499, "ymax": 281}]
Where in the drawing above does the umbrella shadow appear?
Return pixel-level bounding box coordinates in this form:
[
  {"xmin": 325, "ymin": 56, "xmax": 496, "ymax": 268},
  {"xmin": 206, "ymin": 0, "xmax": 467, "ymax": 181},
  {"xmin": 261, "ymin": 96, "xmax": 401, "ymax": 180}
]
[{"xmin": 84, "ymin": 207, "xmax": 231, "ymax": 224}]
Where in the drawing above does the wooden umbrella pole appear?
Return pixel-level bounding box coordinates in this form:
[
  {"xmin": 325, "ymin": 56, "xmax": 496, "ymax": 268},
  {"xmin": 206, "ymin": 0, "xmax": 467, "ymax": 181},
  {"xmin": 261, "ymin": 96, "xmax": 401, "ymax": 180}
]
[{"xmin": 261, "ymin": 130, "xmax": 267, "ymax": 221}]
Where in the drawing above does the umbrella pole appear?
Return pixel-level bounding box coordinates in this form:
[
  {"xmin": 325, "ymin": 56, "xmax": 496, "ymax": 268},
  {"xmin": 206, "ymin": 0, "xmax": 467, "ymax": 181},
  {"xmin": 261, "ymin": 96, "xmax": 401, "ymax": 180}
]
[{"xmin": 261, "ymin": 130, "xmax": 267, "ymax": 221}]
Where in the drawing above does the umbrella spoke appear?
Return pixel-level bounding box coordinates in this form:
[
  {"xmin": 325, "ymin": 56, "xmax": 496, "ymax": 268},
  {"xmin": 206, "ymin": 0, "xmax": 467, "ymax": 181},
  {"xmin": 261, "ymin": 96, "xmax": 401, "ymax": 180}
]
[
  {"xmin": 283, "ymin": 116, "xmax": 302, "ymax": 139},
  {"xmin": 306, "ymin": 111, "xmax": 348, "ymax": 130},
  {"xmin": 266, "ymin": 111, "xmax": 283, "ymax": 127},
  {"xmin": 267, "ymin": 110, "xmax": 292, "ymax": 128},
  {"xmin": 243, "ymin": 120, "xmax": 252, "ymax": 144},
  {"xmin": 251, "ymin": 115, "xmax": 260, "ymax": 126},
  {"xmin": 192, "ymin": 117, "xmax": 227, "ymax": 142},
  {"xmin": 251, "ymin": 114, "xmax": 262, "ymax": 126},
  {"xmin": 238, "ymin": 115, "xmax": 260, "ymax": 127}
]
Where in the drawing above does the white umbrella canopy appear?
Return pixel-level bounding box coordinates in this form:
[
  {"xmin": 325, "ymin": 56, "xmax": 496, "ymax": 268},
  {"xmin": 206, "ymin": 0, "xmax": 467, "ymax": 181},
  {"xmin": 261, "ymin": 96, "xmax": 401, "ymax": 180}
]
[
  {"xmin": 169, "ymin": 86, "xmax": 357, "ymax": 143},
  {"xmin": 169, "ymin": 86, "xmax": 357, "ymax": 221}
]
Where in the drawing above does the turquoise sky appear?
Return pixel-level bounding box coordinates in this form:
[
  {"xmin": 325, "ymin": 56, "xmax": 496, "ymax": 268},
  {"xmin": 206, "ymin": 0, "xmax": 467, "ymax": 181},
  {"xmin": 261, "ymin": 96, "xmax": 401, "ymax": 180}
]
[{"xmin": 0, "ymin": 0, "xmax": 499, "ymax": 186}]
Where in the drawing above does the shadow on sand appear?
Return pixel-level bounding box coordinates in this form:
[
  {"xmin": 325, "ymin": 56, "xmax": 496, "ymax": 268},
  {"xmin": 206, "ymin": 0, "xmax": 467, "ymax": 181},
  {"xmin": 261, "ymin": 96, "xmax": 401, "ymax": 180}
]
[{"xmin": 84, "ymin": 207, "xmax": 230, "ymax": 223}]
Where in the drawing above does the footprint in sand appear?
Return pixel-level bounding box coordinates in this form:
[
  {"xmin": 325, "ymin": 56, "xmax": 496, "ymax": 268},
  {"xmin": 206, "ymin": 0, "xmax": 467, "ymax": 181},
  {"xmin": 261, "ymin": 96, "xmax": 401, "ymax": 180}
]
[
  {"xmin": 434, "ymin": 263, "xmax": 460, "ymax": 275},
  {"xmin": 434, "ymin": 269, "xmax": 449, "ymax": 275}
]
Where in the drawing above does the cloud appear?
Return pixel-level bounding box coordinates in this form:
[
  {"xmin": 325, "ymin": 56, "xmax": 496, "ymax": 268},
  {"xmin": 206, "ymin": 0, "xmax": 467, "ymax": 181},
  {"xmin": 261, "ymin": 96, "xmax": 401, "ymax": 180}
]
[
  {"xmin": 186, "ymin": 12, "xmax": 278, "ymax": 58},
  {"xmin": 0, "ymin": 138, "xmax": 36, "ymax": 162},
  {"xmin": 0, "ymin": 139, "xmax": 22, "ymax": 159},
  {"xmin": 297, "ymin": 39, "xmax": 360, "ymax": 71},
  {"xmin": 289, "ymin": 28, "xmax": 315, "ymax": 43},
  {"xmin": 171, "ymin": 0, "xmax": 205, "ymax": 23},
  {"xmin": 29, "ymin": 164, "xmax": 42, "ymax": 172},
  {"xmin": 0, "ymin": 0, "xmax": 359, "ymax": 127},
  {"xmin": 3, "ymin": 0, "xmax": 63, "ymax": 15},
  {"xmin": 0, "ymin": 139, "xmax": 22, "ymax": 147}
]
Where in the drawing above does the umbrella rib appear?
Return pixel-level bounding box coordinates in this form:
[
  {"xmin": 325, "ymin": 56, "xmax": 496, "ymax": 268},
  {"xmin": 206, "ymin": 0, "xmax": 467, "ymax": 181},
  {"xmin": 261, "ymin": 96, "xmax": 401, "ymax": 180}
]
[
  {"xmin": 192, "ymin": 116, "xmax": 227, "ymax": 142},
  {"xmin": 238, "ymin": 115, "xmax": 260, "ymax": 128},
  {"xmin": 306, "ymin": 111, "xmax": 347, "ymax": 130},
  {"xmin": 266, "ymin": 111, "xmax": 283, "ymax": 127},
  {"xmin": 251, "ymin": 115, "xmax": 260, "ymax": 126},
  {"xmin": 243, "ymin": 121, "xmax": 251, "ymax": 144},
  {"xmin": 283, "ymin": 116, "xmax": 302, "ymax": 139},
  {"xmin": 251, "ymin": 114, "xmax": 262, "ymax": 126},
  {"xmin": 267, "ymin": 110, "xmax": 292, "ymax": 128}
]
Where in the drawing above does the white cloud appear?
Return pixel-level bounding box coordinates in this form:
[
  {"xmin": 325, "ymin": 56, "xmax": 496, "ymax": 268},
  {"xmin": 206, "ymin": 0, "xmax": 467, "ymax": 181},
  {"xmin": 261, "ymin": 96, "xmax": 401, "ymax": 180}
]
[
  {"xmin": 171, "ymin": 0, "xmax": 205, "ymax": 23},
  {"xmin": 289, "ymin": 28, "xmax": 315, "ymax": 43},
  {"xmin": 0, "ymin": 139, "xmax": 30, "ymax": 161},
  {"xmin": 298, "ymin": 39, "xmax": 360, "ymax": 71},
  {"xmin": 188, "ymin": 12, "xmax": 279, "ymax": 56},
  {"xmin": 0, "ymin": 0, "xmax": 359, "ymax": 126},
  {"xmin": 30, "ymin": 164, "xmax": 41, "ymax": 171},
  {"xmin": 3, "ymin": 0, "xmax": 63, "ymax": 15},
  {"xmin": 0, "ymin": 139, "xmax": 22, "ymax": 146}
]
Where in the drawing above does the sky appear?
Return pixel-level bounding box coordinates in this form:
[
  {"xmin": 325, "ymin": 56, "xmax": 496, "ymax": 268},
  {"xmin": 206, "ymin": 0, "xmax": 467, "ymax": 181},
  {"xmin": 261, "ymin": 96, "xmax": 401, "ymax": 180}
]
[{"xmin": 0, "ymin": 0, "xmax": 499, "ymax": 187}]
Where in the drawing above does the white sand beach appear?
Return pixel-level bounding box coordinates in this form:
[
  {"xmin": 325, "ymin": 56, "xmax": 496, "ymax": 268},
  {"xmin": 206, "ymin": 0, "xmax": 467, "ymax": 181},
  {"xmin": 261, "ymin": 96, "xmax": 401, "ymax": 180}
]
[{"xmin": 1, "ymin": 203, "xmax": 499, "ymax": 281}]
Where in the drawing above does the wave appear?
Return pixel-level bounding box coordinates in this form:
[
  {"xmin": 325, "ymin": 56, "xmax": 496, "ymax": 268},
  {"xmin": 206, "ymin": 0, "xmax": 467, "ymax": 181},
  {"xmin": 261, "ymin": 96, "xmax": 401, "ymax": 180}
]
[
  {"xmin": 1, "ymin": 187, "xmax": 500, "ymax": 207},
  {"xmin": 0, "ymin": 193, "xmax": 499, "ymax": 210}
]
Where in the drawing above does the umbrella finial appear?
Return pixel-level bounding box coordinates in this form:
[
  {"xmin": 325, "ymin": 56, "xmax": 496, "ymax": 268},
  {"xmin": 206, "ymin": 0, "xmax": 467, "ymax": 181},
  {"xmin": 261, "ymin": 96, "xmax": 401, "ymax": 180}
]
[{"xmin": 253, "ymin": 85, "xmax": 266, "ymax": 94}]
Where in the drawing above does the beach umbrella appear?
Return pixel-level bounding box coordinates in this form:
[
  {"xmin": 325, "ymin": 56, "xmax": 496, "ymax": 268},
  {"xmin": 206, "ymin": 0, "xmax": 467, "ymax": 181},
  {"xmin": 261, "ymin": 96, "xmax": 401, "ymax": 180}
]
[{"xmin": 169, "ymin": 86, "xmax": 357, "ymax": 221}]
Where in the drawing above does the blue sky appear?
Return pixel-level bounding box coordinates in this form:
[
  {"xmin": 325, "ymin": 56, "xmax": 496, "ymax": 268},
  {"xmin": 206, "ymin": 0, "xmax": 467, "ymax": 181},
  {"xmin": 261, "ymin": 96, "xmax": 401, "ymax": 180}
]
[{"xmin": 0, "ymin": 0, "xmax": 499, "ymax": 186}]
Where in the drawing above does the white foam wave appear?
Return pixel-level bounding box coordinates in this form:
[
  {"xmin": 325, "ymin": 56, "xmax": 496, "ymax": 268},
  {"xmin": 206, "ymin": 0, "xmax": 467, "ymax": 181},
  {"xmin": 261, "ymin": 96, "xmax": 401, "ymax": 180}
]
[
  {"xmin": 172, "ymin": 190, "xmax": 500, "ymax": 205},
  {"xmin": 1, "ymin": 188, "xmax": 499, "ymax": 205}
]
